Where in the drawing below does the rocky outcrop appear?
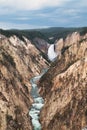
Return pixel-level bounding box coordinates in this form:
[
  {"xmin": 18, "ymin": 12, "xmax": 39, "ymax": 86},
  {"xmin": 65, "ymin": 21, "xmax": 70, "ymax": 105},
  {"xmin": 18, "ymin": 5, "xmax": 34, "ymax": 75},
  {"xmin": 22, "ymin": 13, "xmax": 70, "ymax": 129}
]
[
  {"xmin": 55, "ymin": 38, "xmax": 64, "ymax": 53},
  {"xmin": 0, "ymin": 35, "xmax": 48, "ymax": 130},
  {"xmin": 33, "ymin": 37, "xmax": 50, "ymax": 54},
  {"xmin": 64, "ymin": 32, "xmax": 81, "ymax": 47},
  {"xmin": 39, "ymin": 33, "xmax": 87, "ymax": 130},
  {"xmin": 55, "ymin": 32, "xmax": 87, "ymax": 54}
]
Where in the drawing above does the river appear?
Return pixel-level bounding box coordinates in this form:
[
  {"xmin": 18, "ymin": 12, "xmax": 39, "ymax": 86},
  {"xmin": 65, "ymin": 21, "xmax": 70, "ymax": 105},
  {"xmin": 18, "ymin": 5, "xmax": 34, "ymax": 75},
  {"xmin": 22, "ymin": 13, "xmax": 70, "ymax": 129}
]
[{"xmin": 29, "ymin": 69, "xmax": 48, "ymax": 130}]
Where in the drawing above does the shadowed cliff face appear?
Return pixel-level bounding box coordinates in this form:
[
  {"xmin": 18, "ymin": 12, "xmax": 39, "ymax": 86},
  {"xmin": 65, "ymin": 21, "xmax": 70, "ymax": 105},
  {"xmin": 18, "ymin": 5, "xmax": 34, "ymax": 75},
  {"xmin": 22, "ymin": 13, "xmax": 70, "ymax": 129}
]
[
  {"xmin": 39, "ymin": 33, "xmax": 87, "ymax": 130},
  {"xmin": 0, "ymin": 35, "xmax": 48, "ymax": 130},
  {"xmin": 33, "ymin": 37, "xmax": 50, "ymax": 54}
]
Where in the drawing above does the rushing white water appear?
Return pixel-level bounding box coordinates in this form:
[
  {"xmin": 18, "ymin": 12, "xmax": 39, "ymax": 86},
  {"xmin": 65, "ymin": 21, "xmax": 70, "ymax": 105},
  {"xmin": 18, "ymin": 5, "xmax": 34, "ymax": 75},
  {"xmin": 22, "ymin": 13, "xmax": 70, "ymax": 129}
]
[
  {"xmin": 29, "ymin": 69, "xmax": 48, "ymax": 130},
  {"xmin": 48, "ymin": 44, "xmax": 58, "ymax": 61},
  {"xmin": 82, "ymin": 127, "xmax": 87, "ymax": 130}
]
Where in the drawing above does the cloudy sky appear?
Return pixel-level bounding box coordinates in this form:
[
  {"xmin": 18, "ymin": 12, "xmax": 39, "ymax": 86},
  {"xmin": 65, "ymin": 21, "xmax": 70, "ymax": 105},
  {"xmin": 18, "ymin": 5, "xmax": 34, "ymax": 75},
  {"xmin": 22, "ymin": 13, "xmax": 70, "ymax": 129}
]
[{"xmin": 0, "ymin": 0, "xmax": 87, "ymax": 29}]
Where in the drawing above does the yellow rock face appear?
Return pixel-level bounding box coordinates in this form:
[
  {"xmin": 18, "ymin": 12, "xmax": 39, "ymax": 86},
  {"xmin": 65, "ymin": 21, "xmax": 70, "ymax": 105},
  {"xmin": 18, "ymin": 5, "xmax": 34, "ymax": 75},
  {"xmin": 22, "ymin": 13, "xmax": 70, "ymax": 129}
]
[
  {"xmin": 39, "ymin": 33, "xmax": 87, "ymax": 130},
  {"xmin": 0, "ymin": 35, "xmax": 48, "ymax": 130}
]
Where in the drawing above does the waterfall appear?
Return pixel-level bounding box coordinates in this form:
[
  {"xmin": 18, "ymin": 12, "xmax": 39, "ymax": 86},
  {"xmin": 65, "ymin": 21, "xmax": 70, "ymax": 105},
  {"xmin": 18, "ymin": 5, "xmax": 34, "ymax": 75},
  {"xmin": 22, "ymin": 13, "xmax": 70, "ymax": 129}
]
[{"xmin": 48, "ymin": 44, "xmax": 58, "ymax": 61}]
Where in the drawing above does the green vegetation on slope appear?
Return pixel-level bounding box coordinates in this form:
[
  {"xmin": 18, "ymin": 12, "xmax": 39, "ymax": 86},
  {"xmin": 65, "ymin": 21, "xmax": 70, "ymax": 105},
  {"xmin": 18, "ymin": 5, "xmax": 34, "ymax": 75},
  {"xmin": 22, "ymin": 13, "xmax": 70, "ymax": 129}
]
[{"xmin": 0, "ymin": 27, "xmax": 87, "ymax": 44}]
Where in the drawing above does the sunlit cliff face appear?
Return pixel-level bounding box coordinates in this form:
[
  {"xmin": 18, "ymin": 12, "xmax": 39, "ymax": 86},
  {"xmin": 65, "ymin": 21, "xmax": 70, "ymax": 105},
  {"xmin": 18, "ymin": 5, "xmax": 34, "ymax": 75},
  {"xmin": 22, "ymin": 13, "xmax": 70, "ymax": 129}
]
[{"xmin": 47, "ymin": 44, "xmax": 58, "ymax": 61}]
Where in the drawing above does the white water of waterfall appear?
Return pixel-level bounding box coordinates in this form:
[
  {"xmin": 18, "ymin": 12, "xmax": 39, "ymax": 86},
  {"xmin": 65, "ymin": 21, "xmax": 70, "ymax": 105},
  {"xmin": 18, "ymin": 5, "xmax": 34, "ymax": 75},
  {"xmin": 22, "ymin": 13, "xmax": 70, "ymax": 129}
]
[
  {"xmin": 82, "ymin": 127, "xmax": 87, "ymax": 130},
  {"xmin": 48, "ymin": 44, "xmax": 58, "ymax": 61},
  {"xmin": 29, "ymin": 69, "xmax": 48, "ymax": 130}
]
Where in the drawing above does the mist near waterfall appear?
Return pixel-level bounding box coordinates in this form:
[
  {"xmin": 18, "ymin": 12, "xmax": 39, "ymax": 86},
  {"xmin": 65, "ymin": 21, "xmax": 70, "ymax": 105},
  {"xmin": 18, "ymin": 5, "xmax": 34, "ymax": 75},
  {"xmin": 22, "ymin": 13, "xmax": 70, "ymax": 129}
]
[{"xmin": 48, "ymin": 44, "xmax": 58, "ymax": 61}]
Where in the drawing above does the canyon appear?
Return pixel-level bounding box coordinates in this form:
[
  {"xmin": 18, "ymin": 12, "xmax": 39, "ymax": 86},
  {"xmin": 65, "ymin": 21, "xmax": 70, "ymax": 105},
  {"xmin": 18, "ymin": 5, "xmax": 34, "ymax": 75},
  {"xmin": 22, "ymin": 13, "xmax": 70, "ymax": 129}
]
[
  {"xmin": 0, "ymin": 29, "xmax": 87, "ymax": 130},
  {"xmin": 0, "ymin": 34, "xmax": 48, "ymax": 130},
  {"xmin": 39, "ymin": 32, "xmax": 87, "ymax": 130}
]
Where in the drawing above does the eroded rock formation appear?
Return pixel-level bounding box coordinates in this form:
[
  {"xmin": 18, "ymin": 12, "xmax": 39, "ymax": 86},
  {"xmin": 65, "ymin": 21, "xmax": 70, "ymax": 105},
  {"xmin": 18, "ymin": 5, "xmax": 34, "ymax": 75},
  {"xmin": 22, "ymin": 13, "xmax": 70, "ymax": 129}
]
[
  {"xmin": 0, "ymin": 35, "xmax": 48, "ymax": 130},
  {"xmin": 39, "ymin": 33, "xmax": 87, "ymax": 130},
  {"xmin": 0, "ymin": 31, "xmax": 87, "ymax": 130},
  {"xmin": 33, "ymin": 37, "xmax": 49, "ymax": 54}
]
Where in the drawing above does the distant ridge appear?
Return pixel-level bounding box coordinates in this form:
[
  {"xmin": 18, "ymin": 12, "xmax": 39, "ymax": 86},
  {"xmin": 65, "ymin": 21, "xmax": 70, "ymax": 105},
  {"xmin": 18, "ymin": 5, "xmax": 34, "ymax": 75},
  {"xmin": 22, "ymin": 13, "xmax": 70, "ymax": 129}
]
[{"xmin": 0, "ymin": 27, "xmax": 87, "ymax": 44}]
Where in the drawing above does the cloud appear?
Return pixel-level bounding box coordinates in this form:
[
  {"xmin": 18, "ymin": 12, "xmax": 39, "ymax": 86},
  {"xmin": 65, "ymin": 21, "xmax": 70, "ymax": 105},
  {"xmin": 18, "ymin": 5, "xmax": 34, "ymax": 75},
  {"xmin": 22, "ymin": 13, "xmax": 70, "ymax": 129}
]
[
  {"xmin": 0, "ymin": 0, "xmax": 69, "ymax": 10},
  {"xmin": 0, "ymin": 21, "xmax": 49, "ymax": 29},
  {"xmin": 14, "ymin": 17, "xmax": 31, "ymax": 20},
  {"xmin": 63, "ymin": 9, "xmax": 79, "ymax": 15},
  {"xmin": 0, "ymin": 7, "xmax": 14, "ymax": 15},
  {"xmin": 0, "ymin": 0, "xmax": 87, "ymax": 29}
]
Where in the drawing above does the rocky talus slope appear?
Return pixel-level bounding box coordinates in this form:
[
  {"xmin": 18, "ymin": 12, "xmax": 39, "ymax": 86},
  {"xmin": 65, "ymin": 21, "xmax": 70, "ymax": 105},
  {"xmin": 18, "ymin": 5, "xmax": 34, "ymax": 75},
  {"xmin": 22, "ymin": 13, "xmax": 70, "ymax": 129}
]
[
  {"xmin": 0, "ymin": 35, "xmax": 48, "ymax": 130},
  {"xmin": 33, "ymin": 37, "xmax": 49, "ymax": 54},
  {"xmin": 39, "ymin": 32, "xmax": 87, "ymax": 130}
]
